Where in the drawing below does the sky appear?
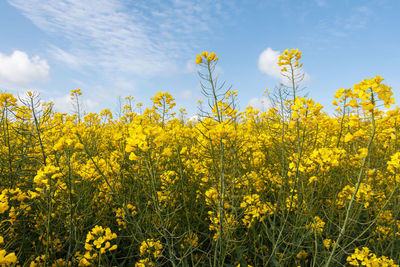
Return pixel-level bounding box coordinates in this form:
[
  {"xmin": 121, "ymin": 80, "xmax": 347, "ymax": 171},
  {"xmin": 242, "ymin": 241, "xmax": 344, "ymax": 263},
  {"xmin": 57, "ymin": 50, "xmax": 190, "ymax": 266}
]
[{"xmin": 0, "ymin": 0, "xmax": 399, "ymax": 116}]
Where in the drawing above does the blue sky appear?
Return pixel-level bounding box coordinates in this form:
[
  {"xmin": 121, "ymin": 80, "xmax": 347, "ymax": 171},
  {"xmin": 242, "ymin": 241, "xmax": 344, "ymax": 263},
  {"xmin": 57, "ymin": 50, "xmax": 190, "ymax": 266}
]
[{"xmin": 0, "ymin": 0, "xmax": 399, "ymax": 115}]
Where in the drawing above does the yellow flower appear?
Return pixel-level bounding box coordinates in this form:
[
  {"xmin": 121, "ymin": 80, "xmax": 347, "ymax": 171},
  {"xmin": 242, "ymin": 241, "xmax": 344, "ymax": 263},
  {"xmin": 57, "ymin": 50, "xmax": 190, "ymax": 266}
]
[
  {"xmin": 323, "ymin": 239, "xmax": 335, "ymax": 249},
  {"xmin": 296, "ymin": 250, "xmax": 308, "ymax": 259},
  {"xmin": 201, "ymin": 51, "xmax": 209, "ymax": 57},
  {"xmin": 306, "ymin": 216, "xmax": 325, "ymax": 234},
  {"xmin": 0, "ymin": 250, "xmax": 17, "ymax": 265},
  {"xmin": 207, "ymin": 52, "xmax": 216, "ymax": 61},
  {"xmin": 195, "ymin": 54, "xmax": 203, "ymax": 64},
  {"xmin": 85, "ymin": 226, "xmax": 117, "ymax": 254}
]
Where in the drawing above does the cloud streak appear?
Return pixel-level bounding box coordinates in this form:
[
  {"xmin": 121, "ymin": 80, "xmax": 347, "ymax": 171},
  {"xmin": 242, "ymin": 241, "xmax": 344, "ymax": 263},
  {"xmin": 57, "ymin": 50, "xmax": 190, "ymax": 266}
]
[{"xmin": 8, "ymin": 0, "xmax": 232, "ymax": 76}]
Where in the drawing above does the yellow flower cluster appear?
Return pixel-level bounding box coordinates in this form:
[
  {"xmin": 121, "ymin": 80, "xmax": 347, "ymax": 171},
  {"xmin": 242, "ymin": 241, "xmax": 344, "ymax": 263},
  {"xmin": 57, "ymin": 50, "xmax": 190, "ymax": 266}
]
[
  {"xmin": 0, "ymin": 92, "xmax": 17, "ymax": 107},
  {"xmin": 305, "ymin": 216, "xmax": 325, "ymax": 234},
  {"xmin": 240, "ymin": 194, "xmax": 275, "ymax": 228},
  {"xmin": 296, "ymin": 249, "xmax": 308, "ymax": 260},
  {"xmin": 207, "ymin": 210, "xmax": 237, "ymax": 242},
  {"xmin": 152, "ymin": 91, "xmax": 176, "ymax": 112},
  {"xmin": 205, "ymin": 187, "xmax": 219, "ymax": 206},
  {"xmin": 333, "ymin": 76, "xmax": 394, "ymax": 115},
  {"xmin": 373, "ymin": 210, "xmax": 400, "ymax": 240},
  {"xmin": 336, "ymin": 183, "xmax": 375, "ymax": 208},
  {"xmin": 0, "ymin": 50, "xmax": 399, "ymax": 266},
  {"xmin": 0, "ymin": 192, "xmax": 9, "ymax": 214},
  {"xmin": 347, "ymin": 247, "xmax": 398, "ymax": 266},
  {"xmin": 306, "ymin": 147, "xmax": 346, "ymax": 173},
  {"xmin": 195, "ymin": 51, "xmax": 218, "ymax": 64},
  {"xmin": 353, "ymin": 76, "xmax": 395, "ymax": 110},
  {"xmin": 80, "ymin": 225, "xmax": 117, "ymax": 265},
  {"xmin": 290, "ymin": 97, "xmax": 323, "ymax": 121},
  {"xmin": 85, "ymin": 225, "xmax": 117, "ymax": 253},
  {"xmin": 285, "ymin": 193, "xmax": 299, "ymax": 212},
  {"xmin": 139, "ymin": 239, "xmax": 163, "ymax": 258},
  {"xmin": 323, "ymin": 239, "xmax": 335, "ymax": 250},
  {"xmin": 135, "ymin": 239, "xmax": 163, "ymax": 267},
  {"xmin": 115, "ymin": 204, "xmax": 137, "ymax": 230},
  {"xmin": 387, "ymin": 152, "xmax": 400, "ymax": 175},
  {"xmin": 0, "ymin": 236, "xmax": 17, "ymax": 266},
  {"xmin": 33, "ymin": 165, "xmax": 61, "ymax": 189},
  {"xmin": 70, "ymin": 88, "xmax": 82, "ymax": 97},
  {"xmin": 181, "ymin": 232, "xmax": 199, "ymax": 249},
  {"xmin": 160, "ymin": 171, "xmax": 177, "ymax": 190},
  {"xmin": 277, "ymin": 48, "xmax": 302, "ymax": 71}
]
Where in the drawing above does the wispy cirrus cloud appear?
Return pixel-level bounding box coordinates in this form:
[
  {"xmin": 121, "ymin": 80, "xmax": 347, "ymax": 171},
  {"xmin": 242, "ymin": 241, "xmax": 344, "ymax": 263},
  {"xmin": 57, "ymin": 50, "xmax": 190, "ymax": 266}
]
[
  {"xmin": 343, "ymin": 6, "xmax": 372, "ymax": 31},
  {"xmin": 303, "ymin": 5, "xmax": 374, "ymax": 48},
  {"xmin": 48, "ymin": 46, "xmax": 80, "ymax": 68},
  {"xmin": 8, "ymin": 0, "xmax": 233, "ymax": 77}
]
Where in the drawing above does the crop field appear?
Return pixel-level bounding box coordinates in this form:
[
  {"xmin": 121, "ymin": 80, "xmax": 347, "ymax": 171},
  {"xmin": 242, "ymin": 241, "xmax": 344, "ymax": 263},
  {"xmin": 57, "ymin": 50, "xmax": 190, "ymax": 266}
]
[{"xmin": 0, "ymin": 50, "xmax": 399, "ymax": 266}]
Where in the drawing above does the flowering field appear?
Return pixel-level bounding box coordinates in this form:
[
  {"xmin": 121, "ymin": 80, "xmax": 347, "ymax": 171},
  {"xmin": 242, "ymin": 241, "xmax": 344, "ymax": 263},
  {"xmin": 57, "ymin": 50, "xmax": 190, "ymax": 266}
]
[{"xmin": 0, "ymin": 50, "xmax": 400, "ymax": 266}]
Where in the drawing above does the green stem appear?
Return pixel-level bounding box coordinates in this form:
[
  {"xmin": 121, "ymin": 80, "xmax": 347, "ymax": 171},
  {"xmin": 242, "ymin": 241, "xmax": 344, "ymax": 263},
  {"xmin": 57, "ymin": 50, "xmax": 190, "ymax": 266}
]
[{"xmin": 324, "ymin": 104, "xmax": 376, "ymax": 267}]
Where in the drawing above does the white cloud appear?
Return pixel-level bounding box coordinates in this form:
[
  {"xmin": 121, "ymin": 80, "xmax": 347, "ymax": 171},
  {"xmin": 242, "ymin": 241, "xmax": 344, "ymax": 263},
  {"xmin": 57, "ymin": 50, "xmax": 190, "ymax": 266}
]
[
  {"xmin": 84, "ymin": 99, "xmax": 100, "ymax": 111},
  {"xmin": 188, "ymin": 114, "xmax": 200, "ymax": 122},
  {"xmin": 344, "ymin": 6, "xmax": 372, "ymax": 31},
  {"xmin": 248, "ymin": 97, "xmax": 271, "ymax": 111},
  {"xmin": 178, "ymin": 89, "xmax": 194, "ymax": 100},
  {"xmin": 0, "ymin": 50, "xmax": 49, "ymax": 86},
  {"xmin": 48, "ymin": 95, "xmax": 72, "ymax": 113},
  {"xmin": 50, "ymin": 94, "xmax": 100, "ymax": 114},
  {"xmin": 315, "ymin": 0, "xmax": 327, "ymax": 7},
  {"xmin": 8, "ymin": 0, "xmax": 233, "ymax": 76},
  {"xmin": 258, "ymin": 47, "xmax": 310, "ymax": 83},
  {"xmin": 258, "ymin": 48, "xmax": 282, "ymax": 80},
  {"xmin": 185, "ymin": 59, "xmax": 196, "ymax": 73}
]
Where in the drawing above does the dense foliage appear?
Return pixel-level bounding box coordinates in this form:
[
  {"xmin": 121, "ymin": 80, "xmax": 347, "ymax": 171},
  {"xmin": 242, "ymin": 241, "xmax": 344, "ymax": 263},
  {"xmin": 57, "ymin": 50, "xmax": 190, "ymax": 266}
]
[{"xmin": 0, "ymin": 50, "xmax": 399, "ymax": 266}]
